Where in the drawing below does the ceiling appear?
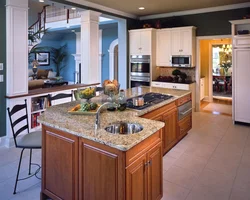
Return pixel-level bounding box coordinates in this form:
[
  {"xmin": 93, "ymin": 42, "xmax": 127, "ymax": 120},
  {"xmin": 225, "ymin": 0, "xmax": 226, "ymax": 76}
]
[{"xmin": 83, "ymin": 0, "xmax": 249, "ymax": 16}]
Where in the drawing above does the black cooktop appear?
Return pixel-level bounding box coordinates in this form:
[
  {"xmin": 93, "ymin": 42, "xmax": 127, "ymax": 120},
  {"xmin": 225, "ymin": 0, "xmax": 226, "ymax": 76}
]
[{"xmin": 127, "ymin": 92, "xmax": 174, "ymax": 110}]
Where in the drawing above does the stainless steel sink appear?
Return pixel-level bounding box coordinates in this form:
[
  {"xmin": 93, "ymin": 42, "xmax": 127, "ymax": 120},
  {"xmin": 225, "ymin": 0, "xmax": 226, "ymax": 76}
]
[{"xmin": 105, "ymin": 122, "xmax": 143, "ymax": 134}]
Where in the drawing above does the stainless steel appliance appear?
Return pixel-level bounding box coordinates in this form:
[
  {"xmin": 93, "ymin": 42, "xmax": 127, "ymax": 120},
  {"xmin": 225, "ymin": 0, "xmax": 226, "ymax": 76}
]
[
  {"xmin": 178, "ymin": 101, "xmax": 192, "ymax": 120},
  {"xmin": 130, "ymin": 55, "xmax": 151, "ymax": 87},
  {"xmin": 130, "ymin": 76, "xmax": 150, "ymax": 88},
  {"xmin": 127, "ymin": 93, "xmax": 174, "ymax": 110},
  {"xmin": 130, "ymin": 55, "xmax": 150, "ymax": 77},
  {"xmin": 171, "ymin": 55, "xmax": 192, "ymax": 67}
]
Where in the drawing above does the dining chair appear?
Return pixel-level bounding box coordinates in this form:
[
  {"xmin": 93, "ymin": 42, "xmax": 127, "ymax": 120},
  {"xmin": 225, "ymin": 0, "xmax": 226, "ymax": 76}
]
[
  {"xmin": 48, "ymin": 91, "xmax": 73, "ymax": 106},
  {"xmin": 7, "ymin": 99, "xmax": 41, "ymax": 194}
]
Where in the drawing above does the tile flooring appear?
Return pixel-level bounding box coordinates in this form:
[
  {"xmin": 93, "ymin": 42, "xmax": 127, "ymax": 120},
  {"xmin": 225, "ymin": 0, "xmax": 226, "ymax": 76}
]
[{"xmin": 0, "ymin": 112, "xmax": 250, "ymax": 200}]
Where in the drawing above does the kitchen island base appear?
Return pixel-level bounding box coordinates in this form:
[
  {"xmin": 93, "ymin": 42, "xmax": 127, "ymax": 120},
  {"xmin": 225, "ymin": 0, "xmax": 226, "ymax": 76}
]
[{"xmin": 41, "ymin": 125, "xmax": 163, "ymax": 200}]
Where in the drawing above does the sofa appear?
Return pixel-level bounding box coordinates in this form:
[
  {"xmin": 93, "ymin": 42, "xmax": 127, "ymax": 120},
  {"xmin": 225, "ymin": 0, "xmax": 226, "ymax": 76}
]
[{"xmin": 28, "ymin": 68, "xmax": 57, "ymax": 90}]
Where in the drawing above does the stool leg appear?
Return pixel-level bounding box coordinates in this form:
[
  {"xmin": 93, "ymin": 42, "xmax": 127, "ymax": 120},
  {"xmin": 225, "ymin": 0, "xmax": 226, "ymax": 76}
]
[
  {"xmin": 28, "ymin": 149, "xmax": 32, "ymax": 175},
  {"xmin": 14, "ymin": 148, "xmax": 25, "ymax": 194}
]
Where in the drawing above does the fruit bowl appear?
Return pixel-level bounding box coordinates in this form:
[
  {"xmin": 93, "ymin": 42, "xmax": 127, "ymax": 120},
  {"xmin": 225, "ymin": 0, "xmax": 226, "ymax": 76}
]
[{"xmin": 74, "ymin": 87, "xmax": 96, "ymax": 101}]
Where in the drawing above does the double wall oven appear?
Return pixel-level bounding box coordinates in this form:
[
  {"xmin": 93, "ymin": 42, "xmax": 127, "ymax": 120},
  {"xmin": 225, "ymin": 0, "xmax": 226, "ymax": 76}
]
[{"xmin": 130, "ymin": 55, "xmax": 151, "ymax": 88}]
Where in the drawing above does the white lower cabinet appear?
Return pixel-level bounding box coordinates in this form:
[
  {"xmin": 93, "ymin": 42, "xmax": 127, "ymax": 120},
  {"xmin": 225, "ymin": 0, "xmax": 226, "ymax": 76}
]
[{"xmin": 151, "ymin": 81, "xmax": 196, "ymax": 109}]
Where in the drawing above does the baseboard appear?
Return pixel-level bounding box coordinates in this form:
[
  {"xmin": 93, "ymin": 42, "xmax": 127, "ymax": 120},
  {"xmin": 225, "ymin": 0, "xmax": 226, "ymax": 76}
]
[{"xmin": 203, "ymin": 96, "xmax": 210, "ymax": 102}]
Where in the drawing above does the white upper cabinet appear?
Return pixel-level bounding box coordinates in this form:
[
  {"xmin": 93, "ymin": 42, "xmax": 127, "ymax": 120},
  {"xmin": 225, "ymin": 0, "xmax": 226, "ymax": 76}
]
[
  {"xmin": 156, "ymin": 30, "xmax": 172, "ymax": 66},
  {"xmin": 171, "ymin": 27, "xmax": 194, "ymax": 56},
  {"xmin": 129, "ymin": 29, "xmax": 155, "ymax": 55}
]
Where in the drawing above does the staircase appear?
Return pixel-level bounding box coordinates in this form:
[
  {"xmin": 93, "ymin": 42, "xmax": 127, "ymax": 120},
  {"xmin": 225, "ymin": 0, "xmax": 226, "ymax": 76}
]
[{"xmin": 28, "ymin": 6, "xmax": 48, "ymax": 52}]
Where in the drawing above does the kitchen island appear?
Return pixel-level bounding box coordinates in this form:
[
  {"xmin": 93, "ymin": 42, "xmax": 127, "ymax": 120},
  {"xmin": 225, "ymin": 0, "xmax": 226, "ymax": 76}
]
[{"xmin": 38, "ymin": 86, "xmax": 191, "ymax": 200}]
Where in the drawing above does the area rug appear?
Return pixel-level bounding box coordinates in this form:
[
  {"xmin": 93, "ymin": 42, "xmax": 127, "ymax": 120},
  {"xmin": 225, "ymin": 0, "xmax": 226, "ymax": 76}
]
[{"xmin": 203, "ymin": 103, "xmax": 232, "ymax": 115}]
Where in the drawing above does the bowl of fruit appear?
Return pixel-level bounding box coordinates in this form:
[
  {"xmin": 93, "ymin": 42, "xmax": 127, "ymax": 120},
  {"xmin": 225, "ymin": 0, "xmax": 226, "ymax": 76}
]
[{"xmin": 74, "ymin": 87, "xmax": 96, "ymax": 101}]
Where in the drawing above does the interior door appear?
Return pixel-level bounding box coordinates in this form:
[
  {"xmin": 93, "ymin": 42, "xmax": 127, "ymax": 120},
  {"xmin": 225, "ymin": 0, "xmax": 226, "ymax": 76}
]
[{"xmin": 234, "ymin": 48, "xmax": 250, "ymax": 123}]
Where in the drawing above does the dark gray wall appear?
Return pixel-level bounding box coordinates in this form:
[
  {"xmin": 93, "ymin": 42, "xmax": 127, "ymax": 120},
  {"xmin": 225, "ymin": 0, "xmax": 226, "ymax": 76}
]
[
  {"xmin": 139, "ymin": 8, "xmax": 250, "ymax": 36},
  {"xmin": 0, "ymin": 0, "xmax": 6, "ymax": 137}
]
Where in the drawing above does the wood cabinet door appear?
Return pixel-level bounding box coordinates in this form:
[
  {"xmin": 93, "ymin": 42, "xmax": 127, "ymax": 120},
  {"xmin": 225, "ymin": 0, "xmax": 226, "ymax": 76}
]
[
  {"xmin": 147, "ymin": 142, "xmax": 163, "ymax": 200},
  {"xmin": 162, "ymin": 108, "xmax": 178, "ymax": 154},
  {"xmin": 79, "ymin": 140, "xmax": 124, "ymax": 200},
  {"xmin": 171, "ymin": 29, "xmax": 181, "ymax": 55},
  {"xmin": 140, "ymin": 30, "xmax": 152, "ymax": 55},
  {"xmin": 178, "ymin": 113, "xmax": 192, "ymax": 139},
  {"xmin": 130, "ymin": 31, "xmax": 141, "ymax": 55},
  {"xmin": 126, "ymin": 154, "xmax": 148, "ymax": 200},
  {"xmin": 180, "ymin": 29, "xmax": 192, "ymax": 55},
  {"xmin": 156, "ymin": 30, "xmax": 171, "ymax": 66},
  {"xmin": 42, "ymin": 126, "xmax": 79, "ymax": 200}
]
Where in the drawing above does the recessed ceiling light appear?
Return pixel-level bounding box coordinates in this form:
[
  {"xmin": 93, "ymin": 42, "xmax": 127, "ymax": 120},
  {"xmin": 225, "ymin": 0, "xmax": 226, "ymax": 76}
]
[
  {"xmin": 138, "ymin": 7, "xmax": 145, "ymax": 10},
  {"xmin": 71, "ymin": 7, "xmax": 76, "ymax": 10},
  {"xmin": 39, "ymin": 0, "xmax": 45, "ymax": 2}
]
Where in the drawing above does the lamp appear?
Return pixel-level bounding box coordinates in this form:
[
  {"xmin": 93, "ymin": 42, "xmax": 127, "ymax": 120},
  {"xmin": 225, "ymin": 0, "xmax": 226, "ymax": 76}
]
[{"xmin": 32, "ymin": 60, "xmax": 39, "ymax": 74}]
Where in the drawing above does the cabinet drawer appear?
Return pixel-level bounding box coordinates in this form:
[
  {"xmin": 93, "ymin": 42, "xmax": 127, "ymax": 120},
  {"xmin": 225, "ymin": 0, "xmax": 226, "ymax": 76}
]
[
  {"xmin": 178, "ymin": 113, "xmax": 192, "ymax": 139},
  {"xmin": 162, "ymin": 83, "xmax": 189, "ymax": 90},
  {"xmin": 234, "ymin": 37, "xmax": 250, "ymax": 48},
  {"xmin": 151, "ymin": 82, "xmax": 163, "ymax": 88},
  {"xmin": 176, "ymin": 94, "xmax": 191, "ymax": 106}
]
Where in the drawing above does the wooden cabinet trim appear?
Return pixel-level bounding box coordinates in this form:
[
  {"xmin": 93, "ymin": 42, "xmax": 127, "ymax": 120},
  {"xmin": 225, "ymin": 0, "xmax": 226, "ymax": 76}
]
[
  {"xmin": 178, "ymin": 113, "xmax": 192, "ymax": 139},
  {"xmin": 126, "ymin": 130, "xmax": 162, "ymax": 167},
  {"xmin": 176, "ymin": 94, "xmax": 191, "ymax": 106}
]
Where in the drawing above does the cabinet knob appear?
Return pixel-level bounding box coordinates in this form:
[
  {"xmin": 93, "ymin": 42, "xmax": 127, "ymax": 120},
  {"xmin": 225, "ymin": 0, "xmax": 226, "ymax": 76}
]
[{"xmin": 148, "ymin": 160, "xmax": 152, "ymax": 166}]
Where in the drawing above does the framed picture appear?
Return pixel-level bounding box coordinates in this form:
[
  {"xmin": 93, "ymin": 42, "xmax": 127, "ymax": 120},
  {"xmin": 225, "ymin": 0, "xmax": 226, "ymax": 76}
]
[{"xmin": 35, "ymin": 52, "xmax": 50, "ymax": 66}]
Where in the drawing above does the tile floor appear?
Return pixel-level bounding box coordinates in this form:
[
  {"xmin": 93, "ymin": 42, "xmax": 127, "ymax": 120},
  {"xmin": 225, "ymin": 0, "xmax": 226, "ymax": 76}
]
[{"xmin": 1, "ymin": 112, "xmax": 250, "ymax": 200}]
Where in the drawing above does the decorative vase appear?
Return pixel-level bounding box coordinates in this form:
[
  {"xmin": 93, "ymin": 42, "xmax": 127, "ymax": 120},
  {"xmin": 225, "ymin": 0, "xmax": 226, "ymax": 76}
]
[{"xmin": 224, "ymin": 68, "xmax": 229, "ymax": 75}]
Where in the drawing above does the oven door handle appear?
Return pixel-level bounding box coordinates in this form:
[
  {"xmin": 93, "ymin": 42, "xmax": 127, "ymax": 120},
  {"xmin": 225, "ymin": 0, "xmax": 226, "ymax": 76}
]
[
  {"xmin": 130, "ymin": 78, "xmax": 150, "ymax": 82},
  {"xmin": 180, "ymin": 108, "xmax": 192, "ymax": 115}
]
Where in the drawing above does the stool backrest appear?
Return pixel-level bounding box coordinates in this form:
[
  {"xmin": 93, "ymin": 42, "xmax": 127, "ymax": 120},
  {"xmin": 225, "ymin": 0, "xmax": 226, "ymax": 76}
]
[
  {"xmin": 48, "ymin": 92, "xmax": 73, "ymax": 106},
  {"xmin": 7, "ymin": 100, "xmax": 29, "ymax": 147}
]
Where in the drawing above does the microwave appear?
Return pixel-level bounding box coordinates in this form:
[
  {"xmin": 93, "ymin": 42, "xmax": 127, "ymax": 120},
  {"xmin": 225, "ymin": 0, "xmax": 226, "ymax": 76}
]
[{"xmin": 171, "ymin": 55, "xmax": 192, "ymax": 67}]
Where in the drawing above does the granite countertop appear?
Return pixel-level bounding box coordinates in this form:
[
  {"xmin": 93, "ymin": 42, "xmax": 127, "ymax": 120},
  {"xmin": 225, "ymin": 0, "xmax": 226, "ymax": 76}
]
[{"xmin": 38, "ymin": 86, "xmax": 191, "ymax": 151}]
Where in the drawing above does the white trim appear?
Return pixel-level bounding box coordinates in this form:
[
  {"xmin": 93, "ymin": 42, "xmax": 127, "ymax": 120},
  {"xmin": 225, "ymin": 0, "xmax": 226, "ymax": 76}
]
[
  {"xmin": 64, "ymin": 0, "xmax": 137, "ymax": 19},
  {"xmin": 99, "ymin": 29, "xmax": 103, "ymax": 83},
  {"xmin": 196, "ymin": 35, "xmax": 232, "ymax": 112},
  {"xmin": 140, "ymin": 2, "xmax": 250, "ymax": 20},
  {"xmin": 108, "ymin": 39, "xmax": 118, "ymax": 80}
]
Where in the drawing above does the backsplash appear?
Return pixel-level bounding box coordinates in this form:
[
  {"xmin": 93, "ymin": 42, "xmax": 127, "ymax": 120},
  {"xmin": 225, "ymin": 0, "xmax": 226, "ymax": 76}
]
[{"xmin": 159, "ymin": 67, "xmax": 196, "ymax": 82}]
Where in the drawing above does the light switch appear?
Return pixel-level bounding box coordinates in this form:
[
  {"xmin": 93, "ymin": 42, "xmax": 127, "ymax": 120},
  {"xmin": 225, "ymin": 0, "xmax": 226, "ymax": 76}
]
[
  {"xmin": 0, "ymin": 75, "xmax": 3, "ymax": 82},
  {"xmin": 0, "ymin": 63, "xmax": 3, "ymax": 70}
]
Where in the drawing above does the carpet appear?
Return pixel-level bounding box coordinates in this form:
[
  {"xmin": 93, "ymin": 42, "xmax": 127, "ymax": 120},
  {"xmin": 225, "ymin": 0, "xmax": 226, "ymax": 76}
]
[{"xmin": 203, "ymin": 103, "xmax": 232, "ymax": 115}]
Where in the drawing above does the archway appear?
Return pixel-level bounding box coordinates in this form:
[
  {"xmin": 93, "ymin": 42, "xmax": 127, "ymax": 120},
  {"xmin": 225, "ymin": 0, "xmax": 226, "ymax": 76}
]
[{"xmin": 108, "ymin": 39, "xmax": 118, "ymax": 81}]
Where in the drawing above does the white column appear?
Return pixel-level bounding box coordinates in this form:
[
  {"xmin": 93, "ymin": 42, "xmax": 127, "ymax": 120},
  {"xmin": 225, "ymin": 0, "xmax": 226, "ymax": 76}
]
[
  {"xmin": 6, "ymin": 0, "xmax": 29, "ymax": 96},
  {"xmin": 80, "ymin": 10, "xmax": 101, "ymax": 84}
]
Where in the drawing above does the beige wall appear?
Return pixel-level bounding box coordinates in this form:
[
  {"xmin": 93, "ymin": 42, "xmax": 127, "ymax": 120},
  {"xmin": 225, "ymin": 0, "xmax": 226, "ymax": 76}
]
[{"xmin": 199, "ymin": 38, "xmax": 232, "ymax": 97}]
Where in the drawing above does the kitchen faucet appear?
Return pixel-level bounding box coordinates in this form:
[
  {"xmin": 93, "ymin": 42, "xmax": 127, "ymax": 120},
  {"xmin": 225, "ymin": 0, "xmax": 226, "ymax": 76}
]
[{"xmin": 95, "ymin": 102, "xmax": 117, "ymax": 129}]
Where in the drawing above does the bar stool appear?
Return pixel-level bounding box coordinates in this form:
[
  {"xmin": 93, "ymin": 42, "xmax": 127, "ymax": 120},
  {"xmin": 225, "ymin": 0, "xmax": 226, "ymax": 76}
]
[{"xmin": 7, "ymin": 99, "xmax": 41, "ymax": 194}]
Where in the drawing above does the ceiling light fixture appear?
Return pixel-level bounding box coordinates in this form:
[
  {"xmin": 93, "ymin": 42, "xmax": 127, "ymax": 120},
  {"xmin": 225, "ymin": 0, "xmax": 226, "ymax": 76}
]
[
  {"xmin": 71, "ymin": 7, "xmax": 76, "ymax": 10},
  {"xmin": 39, "ymin": 0, "xmax": 45, "ymax": 2},
  {"xmin": 138, "ymin": 7, "xmax": 145, "ymax": 10}
]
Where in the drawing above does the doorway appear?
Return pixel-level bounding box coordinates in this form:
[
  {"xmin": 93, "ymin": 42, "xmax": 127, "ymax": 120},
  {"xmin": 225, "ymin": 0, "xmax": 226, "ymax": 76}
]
[
  {"xmin": 197, "ymin": 36, "xmax": 232, "ymax": 116},
  {"xmin": 109, "ymin": 39, "xmax": 119, "ymax": 81}
]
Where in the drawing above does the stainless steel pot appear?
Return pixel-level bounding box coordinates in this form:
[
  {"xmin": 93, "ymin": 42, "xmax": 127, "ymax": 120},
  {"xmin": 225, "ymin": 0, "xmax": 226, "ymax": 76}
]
[{"xmin": 132, "ymin": 97, "xmax": 144, "ymax": 106}]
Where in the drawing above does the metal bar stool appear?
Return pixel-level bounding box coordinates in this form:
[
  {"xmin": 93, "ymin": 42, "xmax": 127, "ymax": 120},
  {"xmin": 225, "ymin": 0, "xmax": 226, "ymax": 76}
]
[{"xmin": 7, "ymin": 99, "xmax": 41, "ymax": 194}]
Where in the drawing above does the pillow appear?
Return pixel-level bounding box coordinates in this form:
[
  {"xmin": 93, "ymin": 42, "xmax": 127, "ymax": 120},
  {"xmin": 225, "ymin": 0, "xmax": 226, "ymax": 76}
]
[
  {"xmin": 37, "ymin": 69, "xmax": 53, "ymax": 79},
  {"xmin": 28, "ymin": 69, "xmax": 33, "ymax": 77},
  {"xmin": 47, "ymin": 71, "xmax": 57, "ymax": 79}
]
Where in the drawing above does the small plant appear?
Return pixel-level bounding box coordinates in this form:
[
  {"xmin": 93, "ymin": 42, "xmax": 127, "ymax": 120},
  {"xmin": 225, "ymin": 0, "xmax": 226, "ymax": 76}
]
[
  {"xmin": 180, "ymin": 72, "xmax": 187, "ymax": 83},
  {"xmin": 172, "ymin": 69, "xmax": 181, "ymax": 82}
]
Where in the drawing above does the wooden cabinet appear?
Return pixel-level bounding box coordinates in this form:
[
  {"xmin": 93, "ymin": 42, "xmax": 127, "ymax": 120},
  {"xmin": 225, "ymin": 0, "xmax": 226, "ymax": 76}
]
[
  {"xmin": 142, "ymin": 102, "xmax": 178, "ymax": 154},
  {"xmin": 162, "ymin": 108, "xmax": 178, "ymax": 153},
  {"xmin": 171, "ymin": 27, "xmax": 194, "ymax": 56},
  {"xmin": 156, "ymin": 30, "xmax": 172, "ymax": 66},
  {"xmin": 129, "ymin": 29, "xmax": 155, "ymax": 55},
  {"xmin": 126, "ymin": 142, "xmax": 162, "ymax": 200},
  {"xmin": 178, "ymin": 113, "xmax": 192, "ymax": 139},
  {"xmin": 41, "ymin": 125, "xmax": 163, "ymax": 200}
]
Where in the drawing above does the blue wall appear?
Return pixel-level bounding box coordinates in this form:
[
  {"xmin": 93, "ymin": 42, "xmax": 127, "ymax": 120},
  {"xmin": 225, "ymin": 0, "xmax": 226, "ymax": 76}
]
[
  {"xmin": 30, "ymin": 31, "xmax": 76, "ymax": 82},
  {"xmin": 101, "ymin": 23, "xmax": 118, "ymax": 82}
]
